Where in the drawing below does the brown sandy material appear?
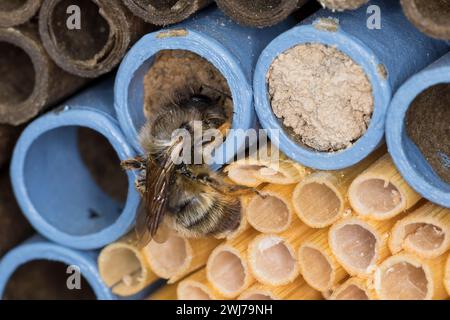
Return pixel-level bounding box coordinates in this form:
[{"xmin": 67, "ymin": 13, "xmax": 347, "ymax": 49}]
[
  {"xmin": 0, "ymin": 171, "xmax": 33, "ymax": 258},
  {"xmin": 238, "ymin": 279, "xmax": 322, "ymax": 300},
  {"xmin": 216, "ymin": 0, "xmax": 308, "ymax": 27},
  {"xmin": 405, "ymin": 83, "xmax": 450, "ymax": 184},
  {"xmin": 0, "ymin": 0, "xmax": 42, "ymax": 27},
  {"xmin": 177, "ymin": 268, "xmax": 225, "ymax": 300},
  {"xmin": 3, "ymin": 260, "xmax": 96, "ymax": 300},
  {"xmin": 267, "ymin": 43, "xmax": 373, "ymax": 152},
  {"xmin": 78, "ymin": 128, "xmax": 128, "ymax": 203},
  {"xmin": 389, "ymin": 202, "xmax": 450, "ymax": 259},
  {"xmin": 143, "ymin": 233, "xmax": 221, "ymax": 283},
  {"xmin": 148, "ymin": 284, "xmax": 178, "ymax": 300},
  {"xmin": 401, "ymin": 0, "xmax": 450, "ymax": 40},
  {"xmin": 374, "ymin": 253, "xmax": 448, "ymax": 300},
  {"xmin": 330, "ymin": 277, "xmax": 377, "ymax": 300},
  {"xmin": 98, "ymin": 233, "xmax": 159, "ymax": 296},
  {"xmin": 39, "ymin": 0, "xmax": 152, "ymax": 78},
  {"xmin": 0, "ymin": 125, "xmax": 21, "ymax": 169},
  {"xmin": 0, "ymin": 22, "xmax": 86, "ymax": 125},
  {"xmin": 143, "ymin": 49, "xmax": 233, "ymax": 122},
  {"xmin": 319, "ymin": 0, "xmax": 368, "ymax": 11},
  {"xmin": 124, "ymin": 0, "xmax": 212, "ymax": 25}
]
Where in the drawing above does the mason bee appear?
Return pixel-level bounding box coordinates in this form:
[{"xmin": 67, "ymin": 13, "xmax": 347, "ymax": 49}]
[{"xmin": 122, "ymin": 87, "xmax": 253, "ymax": 245}]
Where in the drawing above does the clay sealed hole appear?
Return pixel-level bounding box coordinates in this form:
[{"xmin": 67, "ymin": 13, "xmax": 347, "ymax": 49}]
[
  {"xmin": 253, "ymin": 237, "xmax": 296, "ymax": 282},
  {"xmin": 146, "ymin": 235, "xmax": 188, "ymax": 278},
  {"xmin": 379, "ymin": 261, "xmax": 428, "ymax": 300},
  {"xmin": 0, "ymin": 42, "xmax": 35, "ymax": 106},
  {"xmin": 295, "ymin": 182, "xmax": 341, "ymax": 224},
  {"xmin": 413, "ymin": 0, "xmax": 450, "ymax": 26},
  {"xmin": 299, "ymin": 246, "xmax": 332, "ymax": 290},
  {"xmin": 333, "ymin": 224, "xmax": 376, "ymax": 270},
  {"xmin": 404, "ymin": 223, "xmax": 445, "ymax": 252},
  {"xmin": 334, "ymin": 285, "xmax": 369, "ymax": 300},
  {"xmin": 353, "ymin": 179, "xmax": 403, "ymax": 215},
  {"xmin": 268, "ymin": 43, "xmax": 374, "ymax": 152},
  {"xmin": 209, "ymin": 250, "xmax": 245, "ymax": 293},
  {"xmin": 247, "ymin": 195, "xmax": 290, "ymax": 231},
  {"xmin": 406, "ymin": 83, "xmax": 450, "ymax": 184},
  {"xmin": 99, "ymin": 247, "xmax": 145, "ymax": 291},
  {"xmin": 0, "ymin": 0, "xmax": 27, "ymax": 11},
  {"xmin": 3, "ymin": 260, "xmax": 96, "ymax": 300},
  {"xmin": 50, "ymin": 0, "xmax": 111, "ymax": 62},
  {"xmin": 178, "ymin": 283, "xmax": 212, "ymax": 300}
]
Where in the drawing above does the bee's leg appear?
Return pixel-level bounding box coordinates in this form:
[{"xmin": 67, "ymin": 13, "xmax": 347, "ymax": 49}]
[
  {"xmin": 121, "ymin": 156, "xmax": 146, "ymax": 171},
  {"xmin": 135, "ymin": 174, "xmax": 146, "ymax": 196}
]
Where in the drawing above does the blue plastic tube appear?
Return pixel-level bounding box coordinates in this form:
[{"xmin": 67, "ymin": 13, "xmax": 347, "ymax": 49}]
[
  {"xmin": 10, "ymin": 78, "xmax": 140, "ymax": 250},
  {"xmin": 253, "ymin": 0, "xmax": 449, "ymax": 170},
  {"xmin": 0, "ymin": 236, "xmax": 114, "ymax": 300},
  {"xmin": 114, "ymin": 6, "xmax": 295, "ymax": 167},
  {"xmin": 386, "ymin": 52, "xmax": 450, "ymax": 208}
]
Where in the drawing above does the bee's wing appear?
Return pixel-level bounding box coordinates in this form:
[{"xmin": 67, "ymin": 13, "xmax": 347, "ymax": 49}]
[{"xmin": 134, "ymin": 201, "xmax": 153, "ymax": 248}]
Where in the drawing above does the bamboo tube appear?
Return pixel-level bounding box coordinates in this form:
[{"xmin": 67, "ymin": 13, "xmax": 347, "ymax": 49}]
[
  {"xmin": 206, "ymin": 228, "xmax": 258, "ymax": 298},
  {"xmin": 178, "ymin": 268, "xmax": 225, "ymax": 300},
  {"xmin": 293, "ymin": 148, "xmax": 384, "ymax": 228},
  {"xmin": 389, "ymin": 203, "xmax": 450, "ymax": 259},
  {"xmin": 0, "ymin": 171, "xmax": 33, "ymax": 258},
  {"xmin": 39, "ymin": 0, "xmax": 152, "ymax": 78},
  {"xmin": 247, "ymin": 219, "xmax": 315, "ymax": 286},
  {"xmin": 329, "ymin": 217, "xmax": 396, "ymax": 277},
  {"xmin": 98, "ymin": 233, "xmax": 159, "ymax": 297},
  {"xmin": 298, "ymin": 229, "xmax": 348, "ymax": 292},
  {"xmin": 374, "ymin": 252, "xmax": 448, "ymax": 300},
  {"xmin": 318, "ymin": 0, "xmax": 369, "ymax": 11},
  {"xmin": 401, "ymin": 0, "xmax": 450, "ymax": 40},
  {"xmin": 148, "ymin": 284, "xmax": 177, "ymax": 300},
  {"xmin": 123, "ymin": 0, "xmax": 212, "ymax": 25},
  {"xmin": 348, "ymin": 154, "xmax": 422, "ymax": 220},
  {"xmin": 0, "ymin": 0, "xmax": 42, "ymax": 27},
  {"xmin": 0, "ymin": 125, "xmax": 21, "ymax": 169},
  {"xmin": 238, "ymin": 279, "xmax": 322, "ymax": 300},
  {"xmin": 216, "ymin": 0, "xmax": 308, "ymax": 27},
  {"xmin": 143, "ymin": 234, "xmax": 221, "ymax": 284},
  {"xmin": 0, "ymin": 22, "xmax": 86, "ymax": 125},
  {"xmin": 445, "ymin": 253, "xmax": 450, "ymax": 296},
  {"xmin": 246, "ymin": 184, "xmax": 298, "ymax": 234},
  {"xmin": 329, "ymin": 277, "xmax": 377, "ymax": 300}
]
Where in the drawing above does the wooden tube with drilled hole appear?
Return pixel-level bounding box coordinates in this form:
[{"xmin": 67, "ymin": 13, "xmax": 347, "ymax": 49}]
[
  {"xmin": 247, "ymin": 219, "xmax": 315, "ymax": 286},
  {"xmin": 374, "ymin": 252, "xmax": 448, "ymax": 300},
  {"xmin": 178, "ymin": 268, "xmax": 225, "ymax": 300},
  {"xmin": 0, "ymin": 0, "xmax": 42, "ymax": 27},
  {"xmin": 216, "ymin": 0, "xmax": 308, "ymax": 27},
  {"xmin": 148, "ymin": 284, "xmax": 177, "ymax": 300},
  {"xmin": 39, "ymin": 0, "xmax": 152, "ymax": 78},
  {"xmin": 246, "ymin": 184, "xmax": 298, "ymax": 234},
  {"xmin": 329, "ymin": 216, "xmax": 397, "ymax": 278},
  {"xmin": 98, "ymin": 233, "xmax": 159, "ymax": 296},
  {"xmin": 293, "ymin": 149, "xmax": 384, "ymax": 228},
  {"xmin": 123, "ymin": 0, "xmax": 212, "ymax": 25},
  {"xmin": 225, "ymin": 143, "xmax": 310, "ymax": 188},
  {"xmin": 0, "ymin": 22, "xmax": 86, "ymax": 125},
  {"xmin": 318, "ymin": 0, "xmax": 369, "ymax": 11},
  {"xmin": 238, "ymin": 279, "xmax": 322, "ymax": 300},
  {"xmin": 389, "ymin": 202, "xmax": 450, "ymax": 259},
  {"xmin": 330, "ymin": 277, "xmax": 377, "ymax": 300},
  {"xmin": 400, "ymin": 0, "xmax": 450, "ymax": 40},
  {"xmin": 298, "ymin": 229, "xmax": 347, "ymax": 292},
  {"xmin": 348, "ymin": 154, "xmax": 422, "ymax": 220},
  {"xmin": 143, "ymin": 234, "xmax": 221, "ymax": 284},
  {"xmin": 206, "ymin": 228, "xmax": 258, "ymax": 298}
]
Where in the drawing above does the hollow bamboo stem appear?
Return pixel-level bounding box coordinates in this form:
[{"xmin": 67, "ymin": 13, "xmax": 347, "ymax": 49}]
[
  {"xmin": 330, "ymin": 277, "xmax": 377, "ymax": 300},
  {"xmin": 238, "ymin": 279, "xmax": 322, "ymax": 300},
  {"xmin": 178, "ymin": 268, "xmax": 225, "ymax": 300},
  {"xmin": 0, "ymin": 0, "xmax": 42, "ymax": 27},
  {"xmin": 148, "ymin": 284, "xmax": 177, "ymax": 300}
]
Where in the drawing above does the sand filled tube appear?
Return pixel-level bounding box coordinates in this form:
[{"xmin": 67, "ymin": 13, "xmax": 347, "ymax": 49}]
[
  {"xmin": 10, "ymin": 79, "xmax": 140, "ymax": 250},
  {"xmin": 401, "ymin": 0, "xmax": 450, "ymax": 40},
  {"xmin": 39, "ymin": 0, "xmax": 150, "ymax": 78},
  {"xmin": 0, "ymin": 236, "xmax": 114, "ymax": 300},
  {"xmin": 386, "ymin": 52, "xmax": 450, "ymax": 208},
  {"xmin": 389, "ymin": 203, "xmax": 450, "ymax": 259},
  {"xmin": 123, "ymin": 0, "xmax": 212, "ymax": 25},
  {"xmin": 374, "ymin": 253, "xmax": 448, "ymax": 300},
  {"xmin": 115, "ymin": 7, "xmax": 295, "ymax": 166},
  {"xmin": 254, "ymin": 0, "xmax": 448, "ymax": 170},
  {"xmin": 348, "ymin": 154, "xmax": 422, "ymax": 220},
  {"xmin": 0, "ymin": 0, "xmax": 42, "ymax": 27},
  {"xmin": 330, "ymin": 277, "xmax": 377, "ymax": 300},
  {"xmin": 216, "ymin": 0, "xmax": 308, "ymax": 27}
]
